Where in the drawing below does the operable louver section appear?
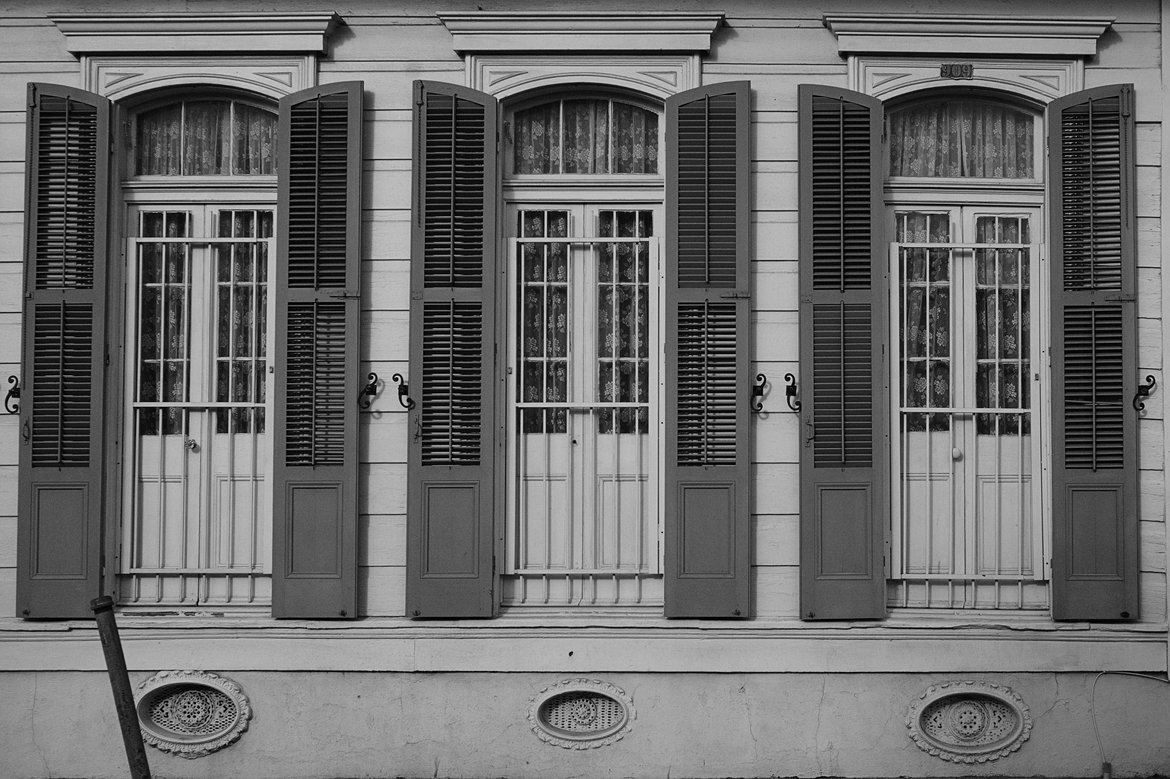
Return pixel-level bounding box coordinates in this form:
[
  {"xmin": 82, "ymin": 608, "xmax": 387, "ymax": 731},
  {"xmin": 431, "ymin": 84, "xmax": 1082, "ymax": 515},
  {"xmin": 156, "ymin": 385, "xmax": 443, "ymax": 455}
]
[
  {"xmin": 33, "ymin": 95, "xmax": 98, "ymax": 290},
  {"xmin": 420, "ymin": 301, "xmax": 483, "ymax": 465},
  {"xmin": 273, "ymin": 82, "xmax": 362, "ymax": 619},
  {"xmin": 286, "ymin": 91, "xmax": 352, "ymax": 289},
  {"xmin": 31, "ymin": 303, "xmax": 93, "ymax": 467},
  {"xmin": 797, "ymin": 85, "xmax": 886, "ymax": 620},
  {"xmin": 1049, "ymin": 84, "xmax": 1138, "ymax": 621},
  {"xmin": 809, "ymin": 94, "xmax": 873, "ymax": 291},
  {"xmin": 676, "ymin": 302, "xmax": 737, "ymax": 466},
  {"xmin": 1063, "ymin": 305, "xmax": 1125, "ymax": 469},
  {"xmin": 675, "ymin": 92, "xmax": 739, "ymax": 288},
  {"xmin": 283, "ymin": 302, "xmax": 348, "ymax": 466},
  {"xmin": 811, "ymin": 303, "xmax": 873, "ymax": 468},
  {"xmin": 407, "ymin": 81, "xmax": 498, "ymax": 618},
  {"xmin": 1059, "ymin": 94, "xmax": 1124, "ymax": 291},
  {"xmin": 664, "ymin": 82, "xmax": 751, "ymax": 619},
  {"xmin": 422, "ymin": 91, "xmax": 488, "ymax": 288},
  {"xmin": 17, "ymin": 84, "xmax": 110, "ymax": 619}
]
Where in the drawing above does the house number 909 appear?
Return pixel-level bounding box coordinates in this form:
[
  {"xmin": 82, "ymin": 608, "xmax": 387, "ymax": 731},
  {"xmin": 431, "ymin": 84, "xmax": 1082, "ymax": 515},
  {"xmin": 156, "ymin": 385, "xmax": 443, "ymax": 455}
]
[{"xmin": 940, "ymin": 63, "xmax": 974, "ymax": 79}]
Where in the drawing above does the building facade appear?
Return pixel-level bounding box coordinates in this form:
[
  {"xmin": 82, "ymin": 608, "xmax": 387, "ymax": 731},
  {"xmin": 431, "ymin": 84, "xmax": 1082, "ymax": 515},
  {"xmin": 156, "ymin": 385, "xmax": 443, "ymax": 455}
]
[{"xmin": 2, "ymin": 1, "xmax": 1169, "ymax": 776}]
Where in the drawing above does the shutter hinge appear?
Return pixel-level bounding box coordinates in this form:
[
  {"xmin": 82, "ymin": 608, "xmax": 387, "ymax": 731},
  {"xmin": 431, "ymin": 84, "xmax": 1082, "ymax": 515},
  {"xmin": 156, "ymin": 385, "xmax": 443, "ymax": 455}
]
[
  {"xmin": 411, "ymin": 290, "xmax": 423, "ymax": 300},
  {"xmin": 719, "ymin": 290, "xmax": 751, "ymax": 299},
  {"xmin": 1104, "ymin": 293, "xmax": 1136, "ymax": 302},
  {"xmin": 327, "ymin": 289, "xmax": 360, "ymax": 299}
]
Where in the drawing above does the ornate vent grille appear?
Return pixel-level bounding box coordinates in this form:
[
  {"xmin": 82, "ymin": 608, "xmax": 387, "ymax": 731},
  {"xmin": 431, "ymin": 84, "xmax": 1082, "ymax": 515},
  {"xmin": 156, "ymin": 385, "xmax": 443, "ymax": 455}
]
[
  {"xmin": 543, "ymin": 691, "xmax": 626, "ymax": 733},
  {"xmin": 907, "ymin": 681, "xmax": 1031, "ymax": 764},
  {"xmin": 136, "ymin": 671, "xmax": 252, "ymax": 759},
  {"xmin": 149, "ymin": 685, "xmax": 238, "ymax": 737},
  {"xmin": 529, "ymin": 679, "xmax": 634, "ymax": 749}
]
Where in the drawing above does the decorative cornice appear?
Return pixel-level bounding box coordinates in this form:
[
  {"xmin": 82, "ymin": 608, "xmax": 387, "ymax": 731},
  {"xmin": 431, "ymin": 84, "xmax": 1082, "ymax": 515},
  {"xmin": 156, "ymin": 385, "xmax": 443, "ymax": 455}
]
[
  {"xmin": 437, "ymin": 11, "xmax": 724, "ymax": 53},
  {"xmin": 51, "ymin": 12, "xmax": 340, "ymax": 55},
  {"xmin": 823, "ymin": 14, "xmax": 1113, "ymax": 57}
]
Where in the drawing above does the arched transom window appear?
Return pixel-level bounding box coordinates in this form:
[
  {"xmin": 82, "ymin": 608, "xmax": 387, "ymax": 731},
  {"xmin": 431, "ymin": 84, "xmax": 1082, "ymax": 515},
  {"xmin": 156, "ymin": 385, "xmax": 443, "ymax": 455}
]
[
  {"xmin": 510, "ymin": 95, "xmax": 660, "ymax": 175},
  {"xmin": 133, "ymin": 97, "xmax": 277, "ymax": 176}
]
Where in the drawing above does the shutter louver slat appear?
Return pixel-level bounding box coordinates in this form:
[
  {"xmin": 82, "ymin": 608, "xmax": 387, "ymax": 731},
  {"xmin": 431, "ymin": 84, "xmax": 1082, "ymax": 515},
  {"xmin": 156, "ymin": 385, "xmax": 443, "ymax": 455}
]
[
  {"xmin": 798, "ymin": 85, "xmax": 886, "ymax": 620},
  {"xmin": 31, "ymin": 303, "xmax": 93, "ymax": 466},
  {"xmin": 1050, "ymin": 83, "xmax": 1138, "ymax": 621},
  {"xmin": 676, "ymin": 302, "xmax": 738, "ymax": 466},
  {"xmin": 420, "ymin": 301, "xmax": 483, "ymax": 465}
]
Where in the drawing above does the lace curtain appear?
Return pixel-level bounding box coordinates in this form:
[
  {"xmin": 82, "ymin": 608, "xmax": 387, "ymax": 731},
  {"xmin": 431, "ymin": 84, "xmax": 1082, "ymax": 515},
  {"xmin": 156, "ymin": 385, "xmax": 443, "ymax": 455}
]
[
  {"xmin": 136, "ymin": 100, "xmax": 276, "ymax": 176},
  {"xmin": 514, "ymin": 98, "xmax": 659, "ymax": 174},
  {"xmin": 889, "ymin": 99, "xmax": 1035, "ymax": 178}
]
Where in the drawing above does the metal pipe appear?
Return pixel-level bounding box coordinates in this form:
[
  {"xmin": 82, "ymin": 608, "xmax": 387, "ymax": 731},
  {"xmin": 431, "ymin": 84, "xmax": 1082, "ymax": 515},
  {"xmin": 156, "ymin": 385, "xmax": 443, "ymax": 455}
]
[{"xmin": 90, "ymin": 595, "xmax": 153, "ymax": 779}]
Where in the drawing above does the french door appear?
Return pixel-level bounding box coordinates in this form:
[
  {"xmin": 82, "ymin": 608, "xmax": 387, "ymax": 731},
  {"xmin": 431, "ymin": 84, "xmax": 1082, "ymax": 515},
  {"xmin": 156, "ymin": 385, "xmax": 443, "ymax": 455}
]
[
  {"xmin": 119, "ymin": 204, "xmax": 274, "ymax": 608},
  {"xmin": 889, "ymin": 206, "xmax": 1048, "ymax": 609},
  {"xmin": 504, "ymin": 204, "xmax": 664, "ymax": 607}
]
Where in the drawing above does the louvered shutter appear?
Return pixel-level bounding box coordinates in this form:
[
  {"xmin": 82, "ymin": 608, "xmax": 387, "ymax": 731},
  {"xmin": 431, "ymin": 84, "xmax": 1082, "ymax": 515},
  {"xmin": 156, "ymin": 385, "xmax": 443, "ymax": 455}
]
[
  {"xmin": 406, "ymin": 81, "xmax": 498, "ymax": 618},
  {"xmin": 797, "ymin": 85, "xmax": 887, "ymax": 620},
  {"xmin": 16, "ymin": 84, "xmax": 110, "ymax": 619},
  {"xmin": 1050, "ymin": 84, "xmax": 1139, "ymax": 621},
  {"xmin": 272, "ymin": 82, "xmax": 363, "ymax": 619},
  {"xmin": 663, "ymin": 82, "xmax": 751, "ymax": 619}
]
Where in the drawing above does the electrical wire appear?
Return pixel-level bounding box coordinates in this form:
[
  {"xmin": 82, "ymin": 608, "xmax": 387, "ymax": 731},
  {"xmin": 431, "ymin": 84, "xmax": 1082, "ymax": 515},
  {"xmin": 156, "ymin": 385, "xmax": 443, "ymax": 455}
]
[{"xmin": 1090, "ymin": 670, "xmax": 1170, "ymax": 775}]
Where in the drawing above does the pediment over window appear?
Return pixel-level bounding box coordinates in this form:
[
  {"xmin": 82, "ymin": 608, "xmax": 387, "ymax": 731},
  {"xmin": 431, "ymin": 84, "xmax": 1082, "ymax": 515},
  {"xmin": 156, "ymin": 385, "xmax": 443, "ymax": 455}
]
[
  {"xmin": 823, "ymin": 14, "xmax": 1112, "ymax": 57},
  {"xmin": 51, "ymin": 12, "xmax": 340, "ymax": 55},
  {"xmin": 437, "ymin": 11, "xmax": 724, "ymax": 53}
]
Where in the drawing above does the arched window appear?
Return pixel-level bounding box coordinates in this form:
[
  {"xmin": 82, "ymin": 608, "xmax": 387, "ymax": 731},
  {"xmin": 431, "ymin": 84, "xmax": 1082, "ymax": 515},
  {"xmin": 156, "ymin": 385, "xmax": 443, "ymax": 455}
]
[
  {"xmin": 509, "ymin": 94, "xmax": 661, "ymax": 175},
  {"xmin": 132, "ymin": 96, "xmax": 277, "ymax": 176},
  {"xmin": 887, "ymin": 96, "xmax": 1037, "ymax": 179}
]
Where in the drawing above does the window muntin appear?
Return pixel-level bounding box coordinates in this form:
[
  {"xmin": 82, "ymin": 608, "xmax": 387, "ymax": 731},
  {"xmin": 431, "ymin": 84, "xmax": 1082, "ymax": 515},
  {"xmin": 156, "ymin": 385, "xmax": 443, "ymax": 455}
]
[
  {"xmin": 888, "ymin": 97, "xmax": 1037, "ymax": 179},
  {"xmin": 134, "ymin": 98, "xmax": 276, "ymax": 176},
  {"xmin": 889, "ymin": 207, "xmax": 1045, "ymax": 610},
  {"xmin": 511, "ymin": 97, "xmax": 660, "ymax": 175},
  {"xmin": 505, "ymin": 205, "xmax": 663, "ymax": 608}
]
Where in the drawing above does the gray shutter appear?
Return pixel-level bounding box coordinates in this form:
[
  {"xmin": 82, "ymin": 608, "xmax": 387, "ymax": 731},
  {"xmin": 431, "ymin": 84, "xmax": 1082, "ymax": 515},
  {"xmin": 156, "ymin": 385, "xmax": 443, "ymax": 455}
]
[
  {"xmin": 405, "ymin": 81, "xmax": 498, "ymax": 618},
  {"xmin": 272, "ymin": 81, "xmax": 363, "ymax": 619},
  {"xmin": 16, "ymin": 84, "xmax": 111, "ymax": 619},
  {"xmin": 663, "ymin": 81, "xmax": 751, "ymax": 619},
  {"xmin": 1050, "ymin": 84, "xmax": 1139, "ymax": 621},
  {"xmin": 797, "ymin": 85, "xmax": 887, "ymax": 620}
]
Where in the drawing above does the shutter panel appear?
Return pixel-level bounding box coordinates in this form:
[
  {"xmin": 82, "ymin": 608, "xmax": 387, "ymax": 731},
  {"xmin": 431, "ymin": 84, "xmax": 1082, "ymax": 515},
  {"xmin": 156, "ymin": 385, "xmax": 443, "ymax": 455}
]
[
  {"xmin": 1049, "ymin": 84, "xmax": 1139, "ymax": 621},
  {"xmin": 664, "ymin": 81, "xmax": 751, "ymax": 619},
  {"xmin": 797, "ymin": 85, "xmax": 887, "ymax": 620},
  {"xmin": 16, "ymin": 84, "xmax": 110, "ymax": 619},
  {"xmin": 406, "ymin": 81, "xmax": 498, "ymax": 618},
  {"xmin": 272, "ymin": 81, "xmax": 363, "ymax": 618}
]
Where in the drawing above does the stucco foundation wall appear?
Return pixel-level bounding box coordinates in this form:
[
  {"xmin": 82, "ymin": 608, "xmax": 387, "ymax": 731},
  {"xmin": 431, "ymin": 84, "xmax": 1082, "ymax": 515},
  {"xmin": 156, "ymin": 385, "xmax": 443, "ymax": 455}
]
[{"xmin": 2, "ymin": 670, "xmax": 1168, "ymax": 779}]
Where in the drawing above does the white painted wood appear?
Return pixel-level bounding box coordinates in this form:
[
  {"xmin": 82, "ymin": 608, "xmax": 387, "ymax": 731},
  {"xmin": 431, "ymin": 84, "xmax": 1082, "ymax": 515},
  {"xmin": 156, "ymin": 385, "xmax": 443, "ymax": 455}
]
[
  {"xmin": 753, "ymin": 514, "xmax": 799, "ymax": 567},
  {"xmin": 0, "ymin": 515, "xmax": 15, "ymax": 568},
  {"xmin": 360, "ymin": 514, "xmax": 406, "ymax": 567},
  {"xmin": 84, "ymin": 55, "xmax": 317, "ymax": 98}
]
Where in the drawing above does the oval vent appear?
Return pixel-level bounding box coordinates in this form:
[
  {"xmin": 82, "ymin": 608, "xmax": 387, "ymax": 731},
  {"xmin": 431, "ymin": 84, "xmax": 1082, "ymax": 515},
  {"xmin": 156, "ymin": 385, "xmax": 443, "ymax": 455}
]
[
  {"xmin": 907, "ymin": 681, "xmax": 1032, "ymax": 763},
  {"xmin": 136, "ymin": 670, "xmax": 252, "ymax": 759},
  {"xmin": 529, "ymin": 678, "xmax": 634, "ymax": 749}
]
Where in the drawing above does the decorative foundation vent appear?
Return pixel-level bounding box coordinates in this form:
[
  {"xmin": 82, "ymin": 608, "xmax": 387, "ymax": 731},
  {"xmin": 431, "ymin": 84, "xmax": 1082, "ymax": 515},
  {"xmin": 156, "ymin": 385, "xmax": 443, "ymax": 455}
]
[
  {"xmin": 907, "ymin": 680, "xmax": 1032, "ymax": 763},
  {"xmin": 529, "ymin": 678, "xmax": 634, "ymax": 749},
  {"xmin": 136, "ymin": 670, "xmax": 252, "ymax": 759}
]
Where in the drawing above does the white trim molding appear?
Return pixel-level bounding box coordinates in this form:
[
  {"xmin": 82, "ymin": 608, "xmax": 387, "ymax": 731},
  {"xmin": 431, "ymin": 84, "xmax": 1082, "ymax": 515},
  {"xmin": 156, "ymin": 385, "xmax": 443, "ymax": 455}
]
[
  {"xmin": 50, "ymin": 12, "xmax": 340, "ymax": 55},
  {"xmin": 437, "ymin": 11, "xmax": 724, "ymax": 53},
  {"xmin": 83, "ymin": 56, "xmax": 316, "ymax": 100},
  {"xmin": 823, "ymin": 14, "xmax": 1113, "ymax": 57},
  {"xmin": 471, "ymin": 55, "xmax": 699, "ymax": 99},
  {"xmin": 853, "ymin": 58, "xmax": 1082, "ymax": 103}
]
